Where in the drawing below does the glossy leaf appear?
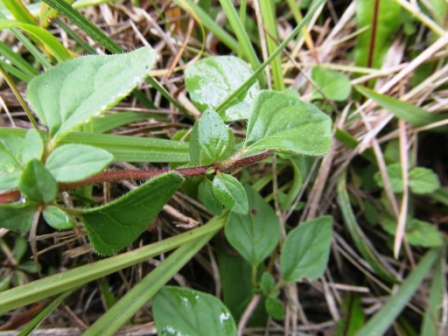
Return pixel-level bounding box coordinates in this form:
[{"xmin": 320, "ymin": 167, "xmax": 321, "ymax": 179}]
[
  {"xmin": 213, "ymin": 173, "xmax": 248, "ymax": 214},
  {"xmin": 311, "ymin": 66, "xmax": 351, "ymax": 101},
  {"xmin": 45, "ymin": 144, "xmax": 113, "ymax": 182},
  {"xmin": 244, "ymin": 91, "xmax": 332, "ymax": 156},
  {"xmin": 198, "ymin": 178, "xmax": 223, "ymax": 215},
  {"xmin": 225, "ymin": 184, "xmax": 281, "ymax": 266},
  {"xmin": 153, "ymin": 286, "xmax": 237, "ymax": 336},
  {"xmin": 43, "ymin": 206, "xmax": 76, "ymax": 230},
  {"xmin": 356, "ymin": 86, "xmax": 445, "ymax": 127},
  {"xmin": 19, "ymin": 159, "xmax": 57, "ymax": 203},
  {"xmin": 189, "ymin": 109, "xmax": 234, "ymax": 165},
  {"xmin": 374, "ymin": 164, "xmax": 440, "ymax": 194},
  {"xmin": 27, "ymin": 47, "xmax": 157, "ymax": 142},
  {"xmin": 280, "ymin": 216, "xmax": 332, "ymax": 282},
  {"xmin": 185, "ymin": 56, "xmax": 260, "ymax": 121},
  {"xmin": 22, "ymin": 129, "xmax": 44, "ymax": 163},
  {"xmin": 80, "ymin": 172, "xmax": 184, "ymax": 255},
  {"xmin": 354, "ymin": 0, "xmax": 401, "ymax": 70},
  {"xmin": 0, "ymin": 203, "xmax": 37, "ymax": 233}
]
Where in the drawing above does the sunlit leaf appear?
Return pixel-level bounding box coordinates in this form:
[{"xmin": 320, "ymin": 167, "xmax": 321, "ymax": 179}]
[
  {"xmin": 43, "ymin": 206, "xmax": 76, "ymax": 230},
  {"xmin": 311, "ymin": 66, "xmax": 351, "ymax": 101}
]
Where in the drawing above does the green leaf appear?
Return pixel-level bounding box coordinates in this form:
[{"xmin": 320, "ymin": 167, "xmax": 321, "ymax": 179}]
[
  {"xmin": 355, "ymin": 86, "xmax": 445, "ymax": 128},
  {"xmin": 280, "ymin": 216, "xmax": 332, "ymax": 282},
  {"xmin": 0, "ymin": 171, "xmax": 21, "ymax": 193},
  {"xmin": 259, "ymin": 272, "xmax": 276, "ymax": 296},
  {"xmin": 265, "ymin": 297, "xmax": 284, "ymax": 320},
  {"xmin": 244, "ymin": 91, "xmax": 332, "ymax": 156},
  {"xmin": 0, "ymin": 203, "xmax": 37, "ymax": 233},
  {"xmin": 43, "ymin": 206, "xmax": 76, "ymax": 230},
  {"xmin": 374, "ymin": 164, "xmax": 440, "ymax": 194},
  {"xmin": 153, "ymin": 286, "xmax": 237, "ymax": 336},
  {"xmin": 45, "ymin": 144, "xmax": 113, "ymax": 182},
  {"xmin": 406, "ymin": 219, "xmax": 443, "ymax": 248},
  {"xmin": 311, "ymin": 66, "xmax": 351, "ymax": 101},
  {"xmin": 27, "ymin": 47, "xmax": 157, "ymax": 142},
  {"xmin": 185, "ymin": 56, "xmax": 260, "ymax": 121},
  {"xmin": 0, "ymin": 135, "xmax": 23, "ymax": 172},
  {"xmin": 19, "ymin": 159, "xmax": 57, "ymax": 203},
  {"xmin": 22, "ymin": 129, "xmax": 44, "ymax": 164},
  {"xmin": 190, "ymin": 109, "xmax": 234, "ymax": 165},
  {"xmin": 198, "ymin": 178, "xmax": 223, "ymax": 215},
  {"xmin": 336, "ymin": 293, "xmax": 365, "ymax": 336},
  {"xmin": 80, "ymin": 172, "xmax": 184, "ymax": 255},
  {"xmin": 213, "ymin": 173, "xmax": 248, "ymax": 214},
  {"xmin": 225, "ymin": 184, "xmax": 281, "ymax": 266}
]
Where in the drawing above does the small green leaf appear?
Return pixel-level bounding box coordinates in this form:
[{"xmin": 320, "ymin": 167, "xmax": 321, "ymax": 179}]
[
  {"xmin": 213, "ymin": 173, "xmax": 248, "ymax": 214},
  {"xmin": 43, "ymin": 206, "xmax": 76, "ymax": 230},
  {"xmin": 225, "ymin": 184, "xmax": 281, "ymax": 266},
  {"xmin": 281, "ymin": 216, "xmax": 332, "ymax": 282},
  {"xmin": 260, "ymin": 272, "xmax": 276, "ymax": 296},
  {"xmin": 19, "ymin": 159, "xmax": 57, "ymax": 203},
  {"xmin": 27, "ymin": 47, "xmax": 157, "ymax": 142},
  {"xmin": 408, "ymin": 167, "xmax": 440, "ymax": 194},
  {"xmin": 0, "ymin": 171, "xmax": 21, "ymax": 193},
  {"xmin": 80, "ymin": 172, "xmax": 184, "ymax": 255},
  {"xmin": 0, "ymin": 203, "xmax": 37, "ymax": 233},
  {"xmin": 22, "ymin": 129, "xmax": 44, "ymax": 163},
  {"xmin": 153, "ymin": 286, "xmax": 237, "ymax": 336},
  {"xmin": 45, "ymin": 144, "xmax": 113, "ymax": 182},
  {"xmin": 0, "ymin": 135, "xmax": 23, "ymax": 172},
  {"xmin": 336, "ymin": 293, "xmax": 365, "ymax": 336},
  {"xmin": 406, "ymin": 219, "xmax": 443, "ymax": 248},
  {"xmin": 311, "ymin": 66, "xmax": 351, "ymax": 101},
  {"xmin": 185, "ymin": 56, "xmax": 260, "ymax": 121},
  {"xmin": 198, "ymin": 178, "xmax": 223, "ymax": 215},
  {"xmin": 244, "ymin": 91, "xmax": 332, "ymax": 156},
  {"xmin": 374, "ymin": 164, "xmax": 440, "ymax": 194},
  {"xmin": 265, "ymin": 297, "xmax": 284, "ymax": 320}
]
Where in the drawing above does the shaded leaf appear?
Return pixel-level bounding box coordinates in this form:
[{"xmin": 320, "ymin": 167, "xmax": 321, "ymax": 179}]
[
  {"xmin": 19, "ymin": 159, "xmax": 57, "ymax": 203},
  {"xmin": 43, "ymin": 206, "xmax": 76, "ymax": 230},
  {"xmin": 22, "ymin": 129, "xmax": 44, "ymax": 163},
  {"xmin": 153, "ymin": 286, "xmax": 237, "ymax": 336},
  {"xmin": 0, "ymin": 135, "xmax": 23, "ymax": 173},
  {"xmin": 336, "ymin": 293, "xmax": 365, "ymax": 336},
  {"xmin": 281, "ymin": 216, "xmax": 332, "ymax": 282},
  {"xmin": 185, "ymin": 56, "xmax": 260, "ymax": 121},
  {"xmin": 27, "ymin": 47, "xmax": 157, "ymax": 142},
  {"xmin": 0, "ymin": 171, "xmax": 21, "ymax": 193},
  {"xmin": 259, "ymin": 272, "xmax": 276, "ymax": 296},
  {"xmin": 225, "ymin": 184, "xmax": 281, "ymax": 266},
  {"xmin": 198, "ymin": 178, "xmax": 222, "ymax": 215},
  {"xmin": 46, "ymin": 144, "xmax": 113, "ymax": 182},
  {"xmin": 244, "ymin": 91, "xmax": 331, "ymax": 156},
  {"xmin": 80, "ymin": 172, "xmax": 184, "ymax": 255},
  {"xmin": 213, "ymin": 173, "xmax": 248, "ymax": 214},
  {"xmin": 0, "ymin": 203, "xmax": 37, "ymax": 233},
  {"xmin": 265, "ymin": 297, "xmax": 284, "ymax": 320},
  {"xmin": 311, "ymin": 66, "xmax": 351, "ymax": 101}
]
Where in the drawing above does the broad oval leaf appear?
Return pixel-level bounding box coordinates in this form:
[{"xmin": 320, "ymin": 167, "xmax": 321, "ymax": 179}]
[
  {"xmin": 225, "ymin": 184, "xmax": 281, "ymax": 266},
  {"xmin": 43, "ymin": 206, "xmax": 76, "ymax": 230},
  {"xmin": 46, "ymin": 144, "xmax": 113, "ymax": 182},
  {"xmin": 19, "ymin": 159, "xmax": 57, "ymax": 203},
  {"xmin": 27, "ymin": 47, "xmax": 157, "ymax": 142},
  {"xmin": 311, "ymin": 66, "xmax": 351, "ymax": 101},
  {"xmin": 80, "ymin": 172, "xmax": 184, "ymax": 255},
  {"xmin": 153, "ymin": 286, "xmax": 237, "ymax": 336},
  {"xmin": 185, "ymin": 56, "xmax": 260, "ymax": 121},
  {"xmin": 280, "ymin": 216, "xmax": 332, "ymax": 282},
  {"xmin": 213, "ymin": 173, "xmax": 248, "ymax": 214},
  {"xmin": 0, "ymin": 203, "xmax": 38, "ymax": 233},
  {"xmin": 244, "ymin": 91, "xmax": 332, "ymax": 156},
  {"xmin": 22, "ymin": 129, "xmax": 44, "ymax": 164},
  {"xmin": 198, "ymin": 178, "xmax": 223, "ymax": 215},
  {"xmin": 0, "ymin": 135, "xmax": 23, "ymax": 173}
]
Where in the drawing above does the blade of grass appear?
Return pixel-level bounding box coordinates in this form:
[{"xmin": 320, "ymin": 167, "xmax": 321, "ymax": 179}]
[
  {"xmin": 420, "ymin": 249, "xmax": 445, "ymax": 336},
  {"xmin": 54, "ymin": 17, "xmax": 97, "ymax": 54},
  {"xmin": 84, "ymin": 217, "xmax": 224, "ymax": 335},
  {"xmin": 91, "ymin": 112, "xmax": 151, "ymax": 134},
  {"xmin": 0, "ymin": 41, "xmax": 38, "ymax": 77},
  {"xmin": 337, "ymin": 171, "xmax": 399, "ymax": 284},
  {"xmin": 17, "ymin": 290, "xmax": 74, "ymax": 336},
  {"xmin": 0, "ymin": 128, "xmax": 190, "ymax": 162},
  {"xmin": 219, "ymin": 0, "xmax": 265, "ymax": 86},
  {"xmin": 356, "ymin": 248, "xmax": 441, "ymax": 336},
  {"xmin": 2, "ymin": 0, "xmax": 37, "ymax": 25},
  {"xmin": 216, "ymin": 0, "xmax": 325, "ymax": 113},
  {"xmin": 259, "ymin": 0, "xmax": 284, "ymax": 91},
  {"xmin": 0, "ymin": 218, "xmax": 224, "ymax": 313},
  {"xmin": 173, "ymin": 0, "xmax": 239, "ymax": 53},
  {"xmin": 0, "ymin": 59, "xmax": 33, "ymax": 82}
]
